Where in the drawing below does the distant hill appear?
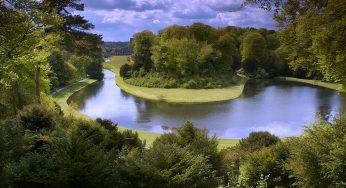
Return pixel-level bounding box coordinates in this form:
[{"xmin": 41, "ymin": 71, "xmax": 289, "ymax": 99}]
[{"xmin": 102, "ymin": 41, "xmax": 132, "ymax": 57}]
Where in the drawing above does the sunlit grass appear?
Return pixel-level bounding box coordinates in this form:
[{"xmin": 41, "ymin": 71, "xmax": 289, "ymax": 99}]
[{"xmin": 278, "ymin": 77, "xmax": 343, "ymax": 91}]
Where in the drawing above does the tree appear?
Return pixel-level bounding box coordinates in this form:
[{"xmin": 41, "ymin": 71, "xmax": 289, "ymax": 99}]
[
  {"xmin": 119, "ymin": 64, "xmax": 132, "ymax": 78},
  {"xmin": 0, "ymin": 0, "xmax": 61, "ymax": 112},
  {"xmin": 122, "ymin": 143, "xmax": 219, "ymax": 188},
  {"xmin": 151, "ymin": 38, "xmax": 200, "ymax": 76},
  {"xmin": 285, "ymin": 115, "xmax": 346, "ymax": 187},
  {"xmin": 240, "ymin": 32, "xmax": 267, "ymax": 68},
  {"xmin": 189, "ymin": 23, "xmax": 217, "ymax": 43},
  {"xmin": 242, "ymin": 57, "xmax": 258, "ymax": 74},
  {"xmin": 215, "ymin": 33, "xmax": 239, "ymax": 72},
  {"xmin": 131, "ymin": 30, "xmax": 156, "ymax": 71},
  {"xmin": 239, "ymin": 131, "xmax": 280, "ymax": 153},
  {"xmin": 153, "ymin": 122, "xmax": 222, "ymax": 174},
  {"xmin": 238, "ymin": 142, "xmax": 293, "ymax": 187},
  {"xmin": 244, "ymin": 0, "xmax": 346, "ymax": 85}
]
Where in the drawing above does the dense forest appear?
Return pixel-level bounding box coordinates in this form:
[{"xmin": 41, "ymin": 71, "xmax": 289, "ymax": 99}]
[
  {"xmin": 1, "ymin": 0, "xmax": 346, "ymax": 187},
  {"xmin": 103, "ymin": 42, "xmax": 132, "ymax": 57}
]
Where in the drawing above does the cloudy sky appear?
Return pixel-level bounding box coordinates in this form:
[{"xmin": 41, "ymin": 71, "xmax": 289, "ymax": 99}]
[{"xmin": 77, "ymin": 0, "xmax": 276, "ymax": 41}]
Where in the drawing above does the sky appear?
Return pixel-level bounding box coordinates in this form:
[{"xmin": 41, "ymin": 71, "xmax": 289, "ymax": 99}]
[{"xmin": 77, "ymin": 0, "xmax": 276, "ymax": 42}]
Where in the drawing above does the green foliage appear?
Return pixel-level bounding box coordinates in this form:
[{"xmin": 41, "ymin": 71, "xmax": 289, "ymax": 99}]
[
  {"xmin": 126, "ymin": 23, "xmax": 287, "ymax": 87},
  {"xmin": 216, "ymin": 33, "xmax": 240, "ymax": 71},
  {"xmin": 124, "ymin": 72, "xmax": 235, "ymax": 89},
  {"xmin": 241, "ymin": 32, "xmax": 267, "ymax": 63},
  {"xmin": 285, "ymin": 115, "xmax": 346, "ymax": 187},
  {"xmin": 154, "ymin": 122, "xmax": 222, "ymax": 174},
  {"xmin": 240, "ymin": 32, "xmax": 267, "ymax": 70},
  {"xmin": 131, "ymin": 30, "xmax": 156, "ymax": 71},
  {"xmin": 129, "ymin": 143, "xmax": 218, "ymax": 187},
  {"xmin": 18, "ymin": 104, "xmax": 56, "ymax": 132},
  {"xmin": 242, "ymin": 57, "xmax": 258, "ymax": 74},
  {"xmin": 119, "ymin": 64, "xmax": 133, "ymax": 78},
  {"xmin": 238, "ymin": 142, "xmax": 293, "ymax": 187},
  {"xmin": 245, "ymin": 0, "xmax": 346, "ymax": 84},
  {"xmin": 239, "ymin": 131, "xmax": 280, "ymax": 153}
]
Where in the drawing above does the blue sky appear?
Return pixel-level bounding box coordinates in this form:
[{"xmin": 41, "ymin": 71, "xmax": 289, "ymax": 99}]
[{"xmin": 77, "ymin": 0, "xmax": 276, "ymax": 42}]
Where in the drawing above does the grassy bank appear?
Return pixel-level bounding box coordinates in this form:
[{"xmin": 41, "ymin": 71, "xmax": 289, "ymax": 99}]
[
  {"xmin": 52, "ymin": 79, "xmax": 97, "ymax": 119},
  {"xmin": 105, "ymin": 56, "xmax": 247, "ymax": 103},
  {"xmin": 277, "ymin": 77, "xmax": 344, "ymax": 91}
]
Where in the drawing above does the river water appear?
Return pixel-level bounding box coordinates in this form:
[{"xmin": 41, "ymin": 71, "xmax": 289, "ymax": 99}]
[{"xmin": 68, "ymin": 69, "xmax": 346, "ymax": 138}]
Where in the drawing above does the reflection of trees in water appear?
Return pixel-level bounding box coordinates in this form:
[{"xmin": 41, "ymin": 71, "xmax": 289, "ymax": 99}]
[
  {"xmin": 67, "ymin": 81, "xmax": 104, "ymax": 110},
  {"xmin": 132, "ymin": 97, "xmax": 232, "ymax": 123},
  {"xmin": 242, "ymin": 79, "xmax": 271, "ymax": 98},
  {"xmin": 120, "ymin": 90, "xmax": 132, "ymax": 100},
  {"xmin": 133, "ymin": 98, "xmax": 154, "ymax": 123},
  {"xmin": 315, "ymin": 88, "xmax": 335, "ymax": 120}
]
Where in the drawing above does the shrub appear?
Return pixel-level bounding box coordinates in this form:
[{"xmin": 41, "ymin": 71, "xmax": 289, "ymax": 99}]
[
  {"xmin": 120, "ymin": 64, "xmax": 132, "ymax": 78},
  {"xmin": 18, "ymin": 104, "xmax": 56, "ymax": 132},
  {"xmin": 239, "ymin": 131, "xmax": 279, "ymax": 153}
]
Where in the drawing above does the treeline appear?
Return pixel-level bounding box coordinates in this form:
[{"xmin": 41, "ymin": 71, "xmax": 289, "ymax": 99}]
[
  {"xmin": 103, "ymin": 42, "xmax": 132, "ymax": 57},
  {"xmin": 120, "ymin": 24, "xmax": 289, "ymax": 89},
  {"xmin": 0, "ymin": 0, "xmax": 104, "ymax": 117},
  {"xmin": 244, "ymin": 0, "xmax": 346, "ymax": 86},
  {"xmin": 1, "ymin": 103, "xmax": 345, "ymax": 187}
]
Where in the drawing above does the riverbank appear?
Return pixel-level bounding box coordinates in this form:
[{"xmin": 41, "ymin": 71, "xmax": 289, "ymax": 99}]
[
  {"xmin": 52, "ymin": 79, "xmax": 97, "ymax": 119},
  {"xmin": 277, "ymin": 77, "xmax": 344, "ymax": 92},
  {"xmin": 51, "ymin": 75, "xmax": 238, "ymax": 148},
  {"xmin": 105, "ymin": 56, "xmax": 247, "ymax": 103}
]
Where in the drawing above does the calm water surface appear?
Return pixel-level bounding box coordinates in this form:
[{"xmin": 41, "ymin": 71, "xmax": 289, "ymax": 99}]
[{"xmin": 68, "ymin": 69, "xmax": 346, "ymax": 138}]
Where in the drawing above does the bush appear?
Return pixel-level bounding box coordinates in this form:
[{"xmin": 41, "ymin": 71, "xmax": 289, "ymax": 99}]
[
  {"xmin": 239, "ymin": 131, "xmax": 279, "ymax": 153},
  {"xmin": 18, "ymin": 104, "xmax": 56, "ymax": 132},
  {"xmin": 120, "ymin": 64, "xmax": 132, "ymax": 78},
  {"xmin": 124, "ymin": 72, "xmax": 235, "ymax": 89}
]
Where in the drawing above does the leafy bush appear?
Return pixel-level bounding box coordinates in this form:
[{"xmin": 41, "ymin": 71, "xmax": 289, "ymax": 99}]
[
  {"xmin": 119, "ymin": 64, "xmax": 132, "ymax": 78},
  {"xmin": 124, "ymin": 72, "xmax": 236, "ymax": 89},
  {"xmin": 239, "ymin": 131, "xmax": 279, "ymax": 153},
  {"xmin": 18, "ymin": 104, "xmax": 56, "ymax": 132}
]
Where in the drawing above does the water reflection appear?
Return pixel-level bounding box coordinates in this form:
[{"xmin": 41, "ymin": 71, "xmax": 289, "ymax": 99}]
[{"xmin": 68, "ymin": 69, "xmax": 346, "ymax": 139}]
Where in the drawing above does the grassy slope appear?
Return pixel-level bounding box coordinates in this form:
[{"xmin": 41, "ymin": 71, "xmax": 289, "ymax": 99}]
[
  {"xmin": 106, "ymin": 56, "xmax": 247, "ymax": 103},
  {"xmin": 278, "ymin": 77, "xmax": 343, "ymax": 91},
  {"xmin": 52, "ymin": 79, "xmax": 97, "ymax": 119}
]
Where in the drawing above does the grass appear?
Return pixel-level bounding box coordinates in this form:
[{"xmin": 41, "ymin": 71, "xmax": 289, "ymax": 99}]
[
  {"xmin": 52, "ymin": 79, "xmax": 97, "ymax": 119},
  {"xmin": 277, "ymin": 77, "xmax": 344, "ymax": 91},
  {"xmin": 106, "ymin": 56, "xmax": 247, "ymax": 103}
]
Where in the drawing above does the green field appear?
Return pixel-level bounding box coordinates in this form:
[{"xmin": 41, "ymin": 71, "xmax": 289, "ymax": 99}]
[{"xmin": 105, "ymin": 56, "xmax": 247, "ymax": 103}]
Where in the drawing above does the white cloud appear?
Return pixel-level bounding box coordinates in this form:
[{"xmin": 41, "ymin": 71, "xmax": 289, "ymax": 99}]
[{"xmin": 79, "ymin": 0, "xmax": 276, "ymax": 41}]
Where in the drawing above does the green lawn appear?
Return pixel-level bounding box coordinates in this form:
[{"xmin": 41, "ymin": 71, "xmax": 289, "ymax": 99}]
[
  {"xmin": 105, "ymin": 56, "xmax": 247, "ymax": 103},
  {"xmin": 277, "ymin": 77, "xmax": 344, "ymax": 91}
]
